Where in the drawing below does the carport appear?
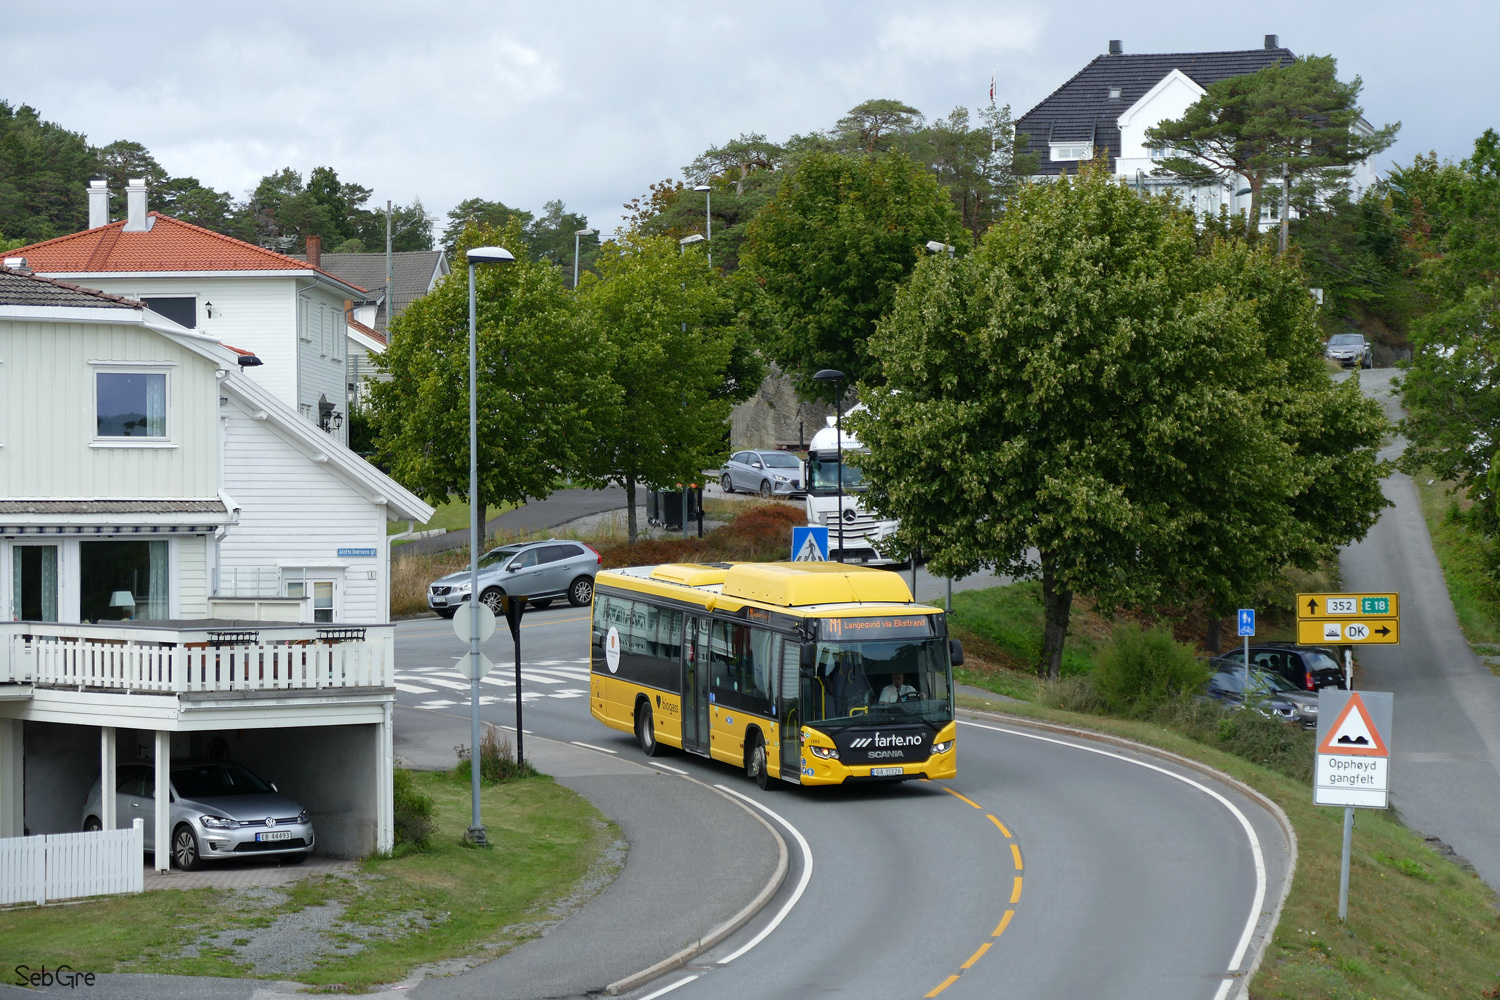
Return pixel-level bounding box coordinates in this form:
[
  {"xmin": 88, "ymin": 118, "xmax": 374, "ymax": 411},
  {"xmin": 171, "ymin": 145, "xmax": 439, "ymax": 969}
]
[{"xmin": 0, "ymin": 621, "xmax": 396, "ymax": 869}]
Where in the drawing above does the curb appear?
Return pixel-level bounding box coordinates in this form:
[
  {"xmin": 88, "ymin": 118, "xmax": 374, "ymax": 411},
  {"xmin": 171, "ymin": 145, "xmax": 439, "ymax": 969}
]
[
  {"xmin": 960, "ymin": 706, "xmax": 1298, "ymax": 1000},
  {"xmin": 605, "ymin": 773, "xmax": 790, "ymax": 996}
]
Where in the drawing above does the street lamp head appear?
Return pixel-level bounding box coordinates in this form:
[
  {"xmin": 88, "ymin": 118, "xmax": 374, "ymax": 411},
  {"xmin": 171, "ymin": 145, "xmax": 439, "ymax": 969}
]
[
  {"xmin": 812, "ymin": 369, "xmax": 846, "ymax": 382},
  {"xmin": 575, "ymin": 228, "xmax": 597, "ymax": 236},
  {"xmin": 693, "ymin": 184, "xmax": 711, "ymax": 192},
  {"xmin": 467, "ymin": 246, "xmax": 516, "ymax": 265},
  {"xmin": 925, "ymin": 240, "xmax": 954, "ymax": 254},
  {"xmin": 679, "ymin": 234, "xmax": 706, "ymax": 246}
]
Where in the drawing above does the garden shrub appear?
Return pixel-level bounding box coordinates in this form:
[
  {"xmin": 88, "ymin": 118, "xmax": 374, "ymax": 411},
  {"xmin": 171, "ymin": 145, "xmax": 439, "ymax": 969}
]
[
  {"xmin": 392, "ymin": 768, "xmax": 435, "ymax": 852},
  {"xmin": 455, "ymin": 723, "xmax": 537, "ymax": 784},
  {"xmin": 1091, "ymin": 622, "xmax": 1211, "ymax": 716}
]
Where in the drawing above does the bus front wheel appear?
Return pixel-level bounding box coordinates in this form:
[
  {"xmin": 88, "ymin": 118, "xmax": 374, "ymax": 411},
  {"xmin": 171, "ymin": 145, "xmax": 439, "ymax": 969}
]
[
  {"xmin": 636, "ymin": 703, "xmax": 667, "ymax": 758},
  {"xmin": 746, "ymin": 733, "xmax": 775, "ymax": 790}
]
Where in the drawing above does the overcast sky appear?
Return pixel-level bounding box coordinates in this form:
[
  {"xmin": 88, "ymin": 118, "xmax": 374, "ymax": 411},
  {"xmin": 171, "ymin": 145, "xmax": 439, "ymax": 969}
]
[{"xmin": 6, "ymin": 1, "xmax": 1494, "ymax": 237}]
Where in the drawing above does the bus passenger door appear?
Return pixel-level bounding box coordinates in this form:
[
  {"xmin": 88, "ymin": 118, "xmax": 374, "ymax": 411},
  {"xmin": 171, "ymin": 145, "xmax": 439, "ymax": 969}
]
[{"xmin": 681, "ymin": 616, "xmax": 711, "ymax": 756}]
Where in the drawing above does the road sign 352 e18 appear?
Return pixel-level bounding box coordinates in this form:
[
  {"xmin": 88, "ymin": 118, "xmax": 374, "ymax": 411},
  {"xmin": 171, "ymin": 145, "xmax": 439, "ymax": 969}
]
[{"xmin": 1297, "ymin": 593, "xmax": 1399, "ymax": 618}]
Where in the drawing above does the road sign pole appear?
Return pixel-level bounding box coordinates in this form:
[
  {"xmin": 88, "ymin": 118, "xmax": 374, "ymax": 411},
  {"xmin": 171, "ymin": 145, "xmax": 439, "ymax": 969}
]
[
  {"xmin": 514, "ymin": 606, "xmax": 524, "ymax": 767},
  {"xmin": 1338, "ymin": 806, "xmax": 1354, "ymax": 921},
  {"xmin": 1244, "ymin": 634, "xmax": 1250, "ymax": 693},
  {"xmin": 1345, "ymin": 649, "xmax": 1353, "ymax": 690}
]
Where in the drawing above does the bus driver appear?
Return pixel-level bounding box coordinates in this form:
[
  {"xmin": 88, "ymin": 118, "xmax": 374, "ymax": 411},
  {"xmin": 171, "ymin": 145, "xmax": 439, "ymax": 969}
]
[{"xmin": 879, "ymin": 673, "xmax": 918, "ymax": 703}]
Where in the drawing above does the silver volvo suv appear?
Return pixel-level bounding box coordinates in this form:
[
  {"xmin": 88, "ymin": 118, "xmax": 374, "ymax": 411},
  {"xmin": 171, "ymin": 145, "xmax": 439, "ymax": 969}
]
[{"xmin": 428, "ymin": 539, "xmax": 601, "ymax": 617}]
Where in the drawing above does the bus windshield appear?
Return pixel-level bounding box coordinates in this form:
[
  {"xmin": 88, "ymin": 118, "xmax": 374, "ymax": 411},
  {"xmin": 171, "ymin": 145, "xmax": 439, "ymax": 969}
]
[
  {"xmin": 807, "ymin": 452, "xmax": 867, "ymax": 492},
  {"xmin": 802, "ymin": 637, "xmax": 953, "ymax": 729}
]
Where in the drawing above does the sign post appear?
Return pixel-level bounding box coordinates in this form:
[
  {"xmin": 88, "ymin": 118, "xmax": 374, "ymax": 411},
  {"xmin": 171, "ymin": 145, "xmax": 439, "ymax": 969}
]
[
  {"xmin": 499, "ymin": 595, "xmax": 528, "ymax": 766},
  {"xmin": 1237, "ymin": 609, "xmax": 1255, "ymax": 693},
  {"xmin": 1314, "ymin": 689, "xmax": 1394, "ymax": 921}
]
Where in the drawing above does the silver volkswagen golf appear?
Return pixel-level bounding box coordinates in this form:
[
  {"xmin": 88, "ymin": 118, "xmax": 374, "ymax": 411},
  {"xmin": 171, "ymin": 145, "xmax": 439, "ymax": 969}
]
[
  {"xmin": 428, "ymin": 538, "xmax": 601, "ymax": 618},
  {"xmin": 82, "ymin": 761, "xmax": 314, "ymax": 870}
]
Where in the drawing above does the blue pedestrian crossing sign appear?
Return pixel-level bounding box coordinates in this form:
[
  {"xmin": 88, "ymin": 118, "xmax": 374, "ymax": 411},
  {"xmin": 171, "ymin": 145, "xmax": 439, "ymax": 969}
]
[
  {"xmin": 792, "ymin": 526, "xmax": 829, "ymax": 562},
  {"xmin": 1238, "ymin": 609, "xmax": 1256, "ymax": 637}
]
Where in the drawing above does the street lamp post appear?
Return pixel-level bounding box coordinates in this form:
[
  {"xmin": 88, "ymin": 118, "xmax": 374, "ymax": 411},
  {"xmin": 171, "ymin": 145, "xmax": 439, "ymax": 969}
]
[
  {"xmin": 464, "ymin": 245, "xmax": 515, "ymax": 847},
  {"xmin": 693, "ymin": 184, "xmax": 712, "ymax": 267},
  {"xmin": 677, "ymin": 233, "xmax": 707, "ymax": 538},
  {"xmin": 813, "ymin": 369, "xmax": 846, "ymax": 563},
  {"xmin": 573, "ymin": 228, "xmax": 596, "ymax": 289}
]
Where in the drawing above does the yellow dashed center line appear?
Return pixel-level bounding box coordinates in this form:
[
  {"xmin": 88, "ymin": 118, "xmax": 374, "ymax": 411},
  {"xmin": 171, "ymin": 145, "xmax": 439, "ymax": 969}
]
[
  {"xmin": 924, "ymin": 974, "xmax": 962, "ymax": 998},
  {"xmin": 922, "ymin": 787, "xmax": 1024, "ymax": 996},
  {"xmin": 940, "ymin": 786, "xmax": 983, "ymax": 809}
]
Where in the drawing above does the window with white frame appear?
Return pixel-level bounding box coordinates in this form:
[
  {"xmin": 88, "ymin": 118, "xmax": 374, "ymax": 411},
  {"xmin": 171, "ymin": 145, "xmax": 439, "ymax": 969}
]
[
  {"xmin": 283, "ymin": 571, "xmax": 336, "ymax": 623},
  {"xmin": 1050, "ymin": 143, "xmax": 1094, "ymax": 162},
  {"xmin": 299, "ymin": 299, "xmax": 311, "ymax": 342},
  {"xmin": 1149, "ymin": 146, "xmax": 1170, "ymax": 161},
  {"xmin": 96, "ymin": 371, "xmax": 167, "ymax": 438}
]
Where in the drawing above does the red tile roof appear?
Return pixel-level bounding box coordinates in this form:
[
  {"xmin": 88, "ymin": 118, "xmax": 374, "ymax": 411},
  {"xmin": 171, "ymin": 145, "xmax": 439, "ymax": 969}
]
[{"xmin": 9, "ymin": 214, "xmax": 368, "ymax": 292}]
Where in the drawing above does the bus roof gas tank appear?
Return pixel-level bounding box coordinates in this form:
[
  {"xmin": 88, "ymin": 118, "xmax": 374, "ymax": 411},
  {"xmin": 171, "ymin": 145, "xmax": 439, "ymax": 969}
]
[{"xmin": 719, "ymin": 562, "xmax": 912, "ymax": 607}]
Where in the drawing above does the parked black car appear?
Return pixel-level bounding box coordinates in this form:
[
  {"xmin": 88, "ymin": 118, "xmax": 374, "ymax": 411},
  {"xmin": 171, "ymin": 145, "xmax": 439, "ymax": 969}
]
[
  {"xmin": 1205, "ymin": 663, "xmax": 1321, "ymax": 729},
  {"xmin": 1214, "ymin": 642, "xmax": 1346, "ymax": 691}
]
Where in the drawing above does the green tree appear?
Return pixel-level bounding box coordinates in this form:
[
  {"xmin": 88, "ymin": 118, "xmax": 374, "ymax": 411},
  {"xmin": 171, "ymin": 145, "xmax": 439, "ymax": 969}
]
[
  {"xmin": 1388, "ymin": 133, "xmax": 1500, "ymax": 301},
  {"xmin": 0, "ymin": 101, "xmax": 95, "ymax": 241},
  {"xmin": 854, "ymin": 167, "xmax": 1390, "ymax": 677},
  {"xmin": 739, "ymin": 150, "xmax": 964, "ymax": 400},
  {"xmin": 1400, "ymin": 285, "xmax": 1500, "ymax": 530},
  {"xmin": 367, "ymin": 220, "xmax": 612, "ymax": 530},
  {"xmin": 576, "ymin": 234, "xmax": 737, "ymax": 542},
  {"xmin": 1146, "ymin": 55, "xmax": 1398, "ymax": 237},
  {"xmin": 834, "ymin": 99, "xmax": 924, "ymax": 155},
  {"xmin": 441, "ymin": 198, "xmax": 534, "ymax": 253},
  {"xmin": 922, "ymin": 103, "xmax": 1034, "ymax": 244}
]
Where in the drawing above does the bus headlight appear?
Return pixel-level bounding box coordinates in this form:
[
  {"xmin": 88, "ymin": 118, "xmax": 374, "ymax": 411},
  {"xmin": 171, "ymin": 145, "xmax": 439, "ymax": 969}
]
[
  {"xmin": 807, "ymin": 745, "xmax": 840, "ymax": 760},
  {"xmin": 930, "ymin": 740, "xmax": 954, "ymax": 754}
]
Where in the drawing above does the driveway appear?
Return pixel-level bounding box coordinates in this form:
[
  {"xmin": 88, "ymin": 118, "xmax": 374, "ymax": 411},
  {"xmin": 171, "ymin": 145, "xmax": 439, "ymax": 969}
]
[{"xmin": 1339, "ymin": 366, "xmax": 1500, "ymax": 887}]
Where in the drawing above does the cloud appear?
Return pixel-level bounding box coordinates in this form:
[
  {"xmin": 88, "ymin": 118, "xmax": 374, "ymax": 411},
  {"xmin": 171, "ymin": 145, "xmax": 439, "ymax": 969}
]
[{"xmin": 879, "ymin": 8, "xmax": 1044, "ymax": 60}]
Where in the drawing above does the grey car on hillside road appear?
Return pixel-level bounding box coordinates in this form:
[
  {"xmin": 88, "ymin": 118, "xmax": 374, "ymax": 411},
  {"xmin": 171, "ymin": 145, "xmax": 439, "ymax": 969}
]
[
  {"xmin": 1324, "ymin": 333, "xmax": 1373, "ymax": 369},
  {"xmin": 721, "ymin": 450, "xmax": 804, "ymax": 498},
  {"xmin": 428, "ymin": 539, "xmax": 601, "ymax": 617}
]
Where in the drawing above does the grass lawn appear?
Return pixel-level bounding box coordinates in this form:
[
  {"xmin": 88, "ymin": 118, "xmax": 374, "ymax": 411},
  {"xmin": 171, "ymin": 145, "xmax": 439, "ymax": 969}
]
[
  {"xmin": 389, "ymin": 497, "xmax": 519, "ymax": 538},
  {"xmin": 1413, "ymin": 473, "xmax": 1500, "ymax": 648},
  {"xmin": 957, "ymin": 692, "xmax": 1500, "ymax": 998},
  {"xmin": 0, "ymin": 772, "xmax": 613, "ymax": 992}
]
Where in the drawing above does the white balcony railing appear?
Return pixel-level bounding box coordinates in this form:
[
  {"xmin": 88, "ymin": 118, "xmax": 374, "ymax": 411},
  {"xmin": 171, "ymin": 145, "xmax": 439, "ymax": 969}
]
[{"xmin": 0, "ymin": 621, "xmax": 394, "ymax": 695}]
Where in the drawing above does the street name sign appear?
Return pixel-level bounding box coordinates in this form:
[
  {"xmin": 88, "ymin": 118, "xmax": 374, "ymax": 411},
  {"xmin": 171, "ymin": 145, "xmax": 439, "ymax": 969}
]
[
  {"xmin": 1314, "ymin": 690, "xmax": 1393, "ymax": 809},
  {"xmin": 1297, "ymin": 592, "xmax": 1400, "ymax": 645}
]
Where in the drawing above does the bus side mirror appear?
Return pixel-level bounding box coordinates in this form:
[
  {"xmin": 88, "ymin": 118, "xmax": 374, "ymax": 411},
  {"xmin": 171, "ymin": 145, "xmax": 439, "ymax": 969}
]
[
  {"xmin": 799, "ymin": 641, "xmax": 817, "ymax": 677},
  {"xmin": 949, "ymin": 639, "xmax": 965, "ymax": 667}
]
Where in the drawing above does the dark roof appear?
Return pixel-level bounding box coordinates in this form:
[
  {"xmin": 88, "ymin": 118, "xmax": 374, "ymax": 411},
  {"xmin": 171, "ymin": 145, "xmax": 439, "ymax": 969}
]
[
  {"xmin": 0, "ymin": 267, "xmax": 143, "ymax": 309},
  {"xmin": 1018, "ymin": 45, "xmax": 1296, "ymax": 175},
  {"xmin": 290, "ymin": 250, "xmax": 448, "ymax": 333},
  {"xmin": 0, "ymin": 500, "xmax": 228, "ymax": 514}
]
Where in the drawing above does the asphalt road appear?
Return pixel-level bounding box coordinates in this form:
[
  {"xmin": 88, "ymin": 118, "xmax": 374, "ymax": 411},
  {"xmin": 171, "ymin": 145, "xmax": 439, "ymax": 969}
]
[
  {"xmin": 1338, "ymin": 367, "xmax": 1500, "ymax": 886},
  {"xmin": 390, "ymin": 607, "xmax": 1290, "ymax": 1000}
]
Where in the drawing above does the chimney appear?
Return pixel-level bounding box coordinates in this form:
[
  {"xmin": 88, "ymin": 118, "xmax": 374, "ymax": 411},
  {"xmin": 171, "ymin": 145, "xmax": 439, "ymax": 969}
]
[
  {"xmin": 1265, "ymin": 34, "xmax": 1279, "ymax": 49},
  {"xmin": 122, "ymin": 178, "xmax": 152, "ymax": 232},
  {"xmin": 306, "ymin": 234, "xmax": 322, "ymax": 270},
  {"xmin": 1108, "ymin": 39, "xmax": 1122, "ymax": 55},
  {"xmin": 88, "ymin": 179, "xmax": 109, "ymax": 229}
]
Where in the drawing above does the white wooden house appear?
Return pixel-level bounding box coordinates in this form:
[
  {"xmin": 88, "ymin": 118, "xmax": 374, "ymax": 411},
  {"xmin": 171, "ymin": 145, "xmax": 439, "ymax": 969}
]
[
  {"xmin": 8, "ymin": 179, "xmax": 368, "ymax": 445},
  {"xmin": 0, "ymin": 264, "xmax": 434, "ymax": 864},
  {"xmin": 1018, "ymin": 35, "xmax": 1381, "ymax": 227}
]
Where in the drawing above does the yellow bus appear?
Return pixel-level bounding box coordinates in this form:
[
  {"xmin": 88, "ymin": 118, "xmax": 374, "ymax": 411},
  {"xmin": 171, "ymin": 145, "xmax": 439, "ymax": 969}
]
[{"xmin": 588, "ymin": 561, "xmax": 962, "ymax": 788}]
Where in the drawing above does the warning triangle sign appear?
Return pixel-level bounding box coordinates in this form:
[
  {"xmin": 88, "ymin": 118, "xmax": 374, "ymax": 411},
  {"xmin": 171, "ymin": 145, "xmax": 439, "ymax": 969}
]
[{"xmin": 1318, "ymin": 692, "xmax": 1389, "ymax": 756}]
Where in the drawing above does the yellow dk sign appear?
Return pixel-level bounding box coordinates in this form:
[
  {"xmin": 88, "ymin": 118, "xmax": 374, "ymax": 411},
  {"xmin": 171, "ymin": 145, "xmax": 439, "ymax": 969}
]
[{"xmin": 1296, "ymin": 593, "xmax": 1401, "ymax": 645}]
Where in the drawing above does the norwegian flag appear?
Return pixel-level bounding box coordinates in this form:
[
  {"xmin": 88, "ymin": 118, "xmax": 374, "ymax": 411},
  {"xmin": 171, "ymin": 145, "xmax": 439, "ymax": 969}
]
[{"xmin": 989, "ymin": 70, "xmax": 996, "ymax": 106}]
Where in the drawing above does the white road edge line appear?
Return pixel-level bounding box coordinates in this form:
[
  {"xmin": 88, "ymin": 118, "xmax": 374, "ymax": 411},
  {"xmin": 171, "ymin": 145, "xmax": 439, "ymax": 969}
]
[
  {"xmin": 570, "ymin": 741, "xmax": 619, "ymax": 755},
  {"xmin": 648, "ymin": 761, "xmax": 690, "ymax": 774},
  {"xmin": 712, "ymin": 785, "xmax": 814, "ymax": 965},
  {"xmin": 635, "ymin": 974, "xmax": 698, "ymax": 999},
  {"xmin": 959, "ymin": 720, "xmax": 1267, "ymax": 981}
]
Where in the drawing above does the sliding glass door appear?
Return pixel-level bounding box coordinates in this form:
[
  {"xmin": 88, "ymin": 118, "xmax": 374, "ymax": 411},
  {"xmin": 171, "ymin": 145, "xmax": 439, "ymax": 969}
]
[{"xmin": 12, "ymin": 545, "xmax": 59, "ymax": 622}]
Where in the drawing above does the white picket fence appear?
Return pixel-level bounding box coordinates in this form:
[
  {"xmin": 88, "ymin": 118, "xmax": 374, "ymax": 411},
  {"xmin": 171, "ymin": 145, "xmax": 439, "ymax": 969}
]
[{"xmin": 0, "ymin": 819, "xmax": 144, "ymax": 906}]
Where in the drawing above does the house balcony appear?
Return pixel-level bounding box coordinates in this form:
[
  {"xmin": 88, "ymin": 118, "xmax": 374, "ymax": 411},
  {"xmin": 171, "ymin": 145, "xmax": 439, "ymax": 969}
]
[{"xmin": 0, "ymin": 621, "xmax": 394, "ymax": 697}]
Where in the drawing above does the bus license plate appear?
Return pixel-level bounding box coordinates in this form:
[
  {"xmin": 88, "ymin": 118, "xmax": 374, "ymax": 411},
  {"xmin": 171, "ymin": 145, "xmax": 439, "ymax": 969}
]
[
  {"xmin": 256, "ymin": 830, "xmax": 292, "ymax": 842},
  {"xmin": 870, "ymin": 766, "xmax": 903, "ymax": 777}
]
